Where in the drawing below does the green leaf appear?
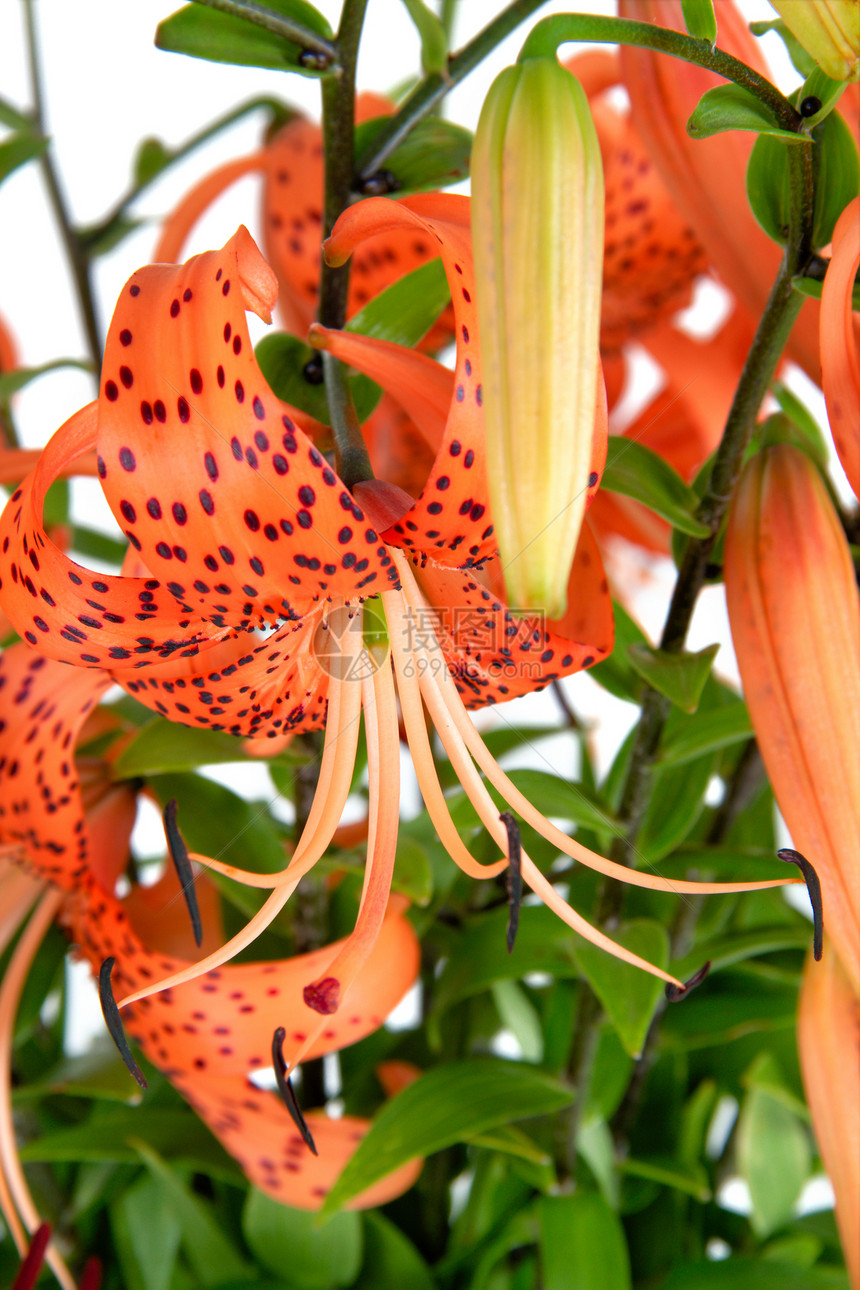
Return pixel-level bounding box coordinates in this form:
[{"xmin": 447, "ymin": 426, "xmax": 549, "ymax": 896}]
[
  {"xmin": 737, "ymin": 1088, "xmax": 811, "ymax": 1237},
  {"xmin": 133, "ymin": 1141, "xmax": 253, "ymax": 1285},
  {"xmin": 638, "ymin": 748, "xmax": 714, "ymax": 862},
  {"xmin": 243, "ymin": 1191, "xmax": 362, "ymax": 1286},
  {"xmin": 672, "ymin": 927, "xmax": 816, "ymax": 984},
  {"xmin": 539, "ymin": 1193, "xmax": 632, "ymax": 1290},
  {"xmin": 661, "ymin": 1261, "xmax": 850, "ymax": 1289},
  {"xmin": 260, "ymin": 257, "xmax": 450, "ymax": 425},
  {"xmin": 0, "ymin": 130, "xmax": 48, "ymax": 185},
  {"xmin": 743, "ymin": 1051, "xmax": 810, "ymax": 1121},
  {"xmin": 321, "ymin": 1058, "xmax": 573, "ymax": 1213},
  {"xmin": 601, "ymin": 438, "xmax": 710, "ymax": 538},
  {"xmin": 627, "ymin": 642, "xmax": 718, "ymax": 714},
  {"xmin": 659, "ymin": 703, "xmax": 752, "ymax": 766},
  {"xmin": 112, "ymin": 717, "xmax": 250, "ymax": 778},
  {"xmin": 794, "ymin": 275, "xmax": 860, "ymax": 311},
  {"xmin": 0, "ymin": 357, "xmax": 92, "ymax": 401},
  {"xmin": 491, "ymin": 979, "xmax": 544, "ymax": 1062},
  {"xmin": 134, "ymin": 136, "xmax": 173, "ymax": 186},
  {"xmin": 111, "ymin": 1175, "xmax": 183, "ymax": 1290},
  {"xmin": 795, "ymin": 67, "xmax": 848, "ymax": 125},
  {"xmin": 354, "ymin": 116, "xmax": 471, "ymax": 193},
  {"xmin": 772, "ymin": 383, "xmax": 829, "ymax": 469},
  {"xmin": 619, "ymin": 1154, "xmax": 711, "ymax": 1201},
  {"xmin": 469, "ymin": 1123, "xmax": 553, "ymax": 1167},
  {"xmin": 78, "ymin": 214, "xmax": 146, "ymax": 257},
  {"xmin": 147, "ymin": 772, "xmax": 285, "ymax": 875},
  {"xmin": 358, "ymin": 1213, "xmax": 435, "ymax": 1290},
  {"xmin": 0, "ymin": 97, "xmax": 34, "ymax": 131},
  {"xmin": 688, "ymin": 83, "xmax": 800, "ymax": 141},
  {"xmin": 589, "ymin": 601, "xmax": 648, "ymax": 702},
  {"xmin": 808, "ymin": 108, "xmax": 860, "ymax": 246},
  {"xmin": 680, "ymin": 0, "xmax": 716, "ymax": 45},
  {"xmin": 398, "ymin": 0, "xmax": 449, "ymax": 75},
  {"xmin": 572, "ymin": 920, "xmax": 670, "ymax": 1058},
  {"xmin": 19, "ymin": 1043, "xmax": 146, "ymax": 1104},
  {"xmin": 156, "ymin": 2, "xmax": 336, "ymax": 77}
]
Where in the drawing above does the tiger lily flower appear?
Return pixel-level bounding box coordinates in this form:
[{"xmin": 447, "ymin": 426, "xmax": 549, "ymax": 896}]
[
  {"xmin": 725, "ymin": 442, "xmax": 860, "ymax": 992},
  {"xmin": 820, "ymin": 197, "xmax": 860, "ymax": 498},
  {"xmin": 798, "ymin": 939, "xmax": 860, "ymax": 1287},
  {"xmin": 0, "ymin": 643, "xmax": 422, "ymax": 1269},
  {"xmin": 0, "ymin": 208, "xmax": 803, "ymax": 1081}
]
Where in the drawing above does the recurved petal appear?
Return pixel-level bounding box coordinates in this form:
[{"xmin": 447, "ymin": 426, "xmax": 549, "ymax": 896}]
[
  {"xmin": 821, "ymin": 197, "xmax": 860, "ymax": 498},
  {"xmin": 97, "ymin": 227, "xmax": 396, "ymax": 626},
  {"xmin": 0, "ymin": 644, "xmax": 111, "ymax": 890}
]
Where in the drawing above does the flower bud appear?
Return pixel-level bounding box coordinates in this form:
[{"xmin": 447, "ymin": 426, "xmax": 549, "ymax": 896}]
[
  {"xmin": 724, "ymin": 443, "xmax": 860, "ymax": 992},
  {"xmin": 471, "ymin": 57, "xmax": 604, "ymax": 618},
  {"xmin": 769, "ymin": 1, "xmax": 859, "ymax": 82}
]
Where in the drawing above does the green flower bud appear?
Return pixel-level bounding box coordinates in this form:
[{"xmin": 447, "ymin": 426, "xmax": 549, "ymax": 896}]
[{"xmin": 769, "ymin": 1, "xmax": 859, "ymax": 82}]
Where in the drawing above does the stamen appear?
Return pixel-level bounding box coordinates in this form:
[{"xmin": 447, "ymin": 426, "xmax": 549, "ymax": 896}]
[
  {"xmin": 163, "ymin": 799, "xmax": 202, "ymax": 947},
  {"xmin": 12, "ymin": 1223, "xmax": 51, "ymax": 1290},
  {"xmin": 665, "ymin": 960, "xmax": 711, "ymax": 1002},
  {"xmin": 98, "ymin": 959, "xmax": 147, "ymax": 1090},
  {"xmin": 499, "ymin": 811, "xmax": 522, "ymax": 953},
  {"xmin": 78, "ymin": 1259, "xmax": 103, "ymax": 1290},
  {"xmin": 778, "ymin": 849, "xmax": 824, "ymax": 960},
  {"xmin": 272, "ymin": 1028, "xmax": 318, "ymax": 1156}
]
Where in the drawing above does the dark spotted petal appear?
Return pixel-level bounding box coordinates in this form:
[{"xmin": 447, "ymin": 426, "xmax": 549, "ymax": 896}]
[
  {"xmin": 0, "ymin": 643, "xmax": 111, "ymax": 890},
  {"xmin": 97, "ymin": 226, "xmax": 395, "ymax": 629}
]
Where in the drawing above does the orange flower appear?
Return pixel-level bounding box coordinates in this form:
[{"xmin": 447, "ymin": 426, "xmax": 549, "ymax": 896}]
[
  {"xmin": 821, "ymin": 197, "xmax": 860, "ymax": 498},
  {"xmin": 798, "ymin": 939, "xmax": 860, "ymax": 1287},
  {"xmin": 725, "ymin": 443, "xmax": 860, "ymax": 991}
]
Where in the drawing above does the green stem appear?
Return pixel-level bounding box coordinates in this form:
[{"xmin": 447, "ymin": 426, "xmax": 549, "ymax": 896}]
[
  {"xmin": 561, "ymin": 134, "xmax": 814, "ymax": 1179},
  {"xmin": 519, "ymin": 15, "xmax": 799, "ymax": 133},
  {"xmin": 86, "ymin": 97, "xmax": 292, "ymax": 247},
  {"xmin": 355, "ymin": 0, "xmax": 548, "ymax": 180},
  {"xmin": 190, "ymin": 0, "xmax": 340, "ymax": 68},
  {"xmin": 24, "ymin": 0, "xmax": 102, "ymax": 374},
  {"xmin": 322, "ymin": 352, "xmax": 374, "ymax": 488}
]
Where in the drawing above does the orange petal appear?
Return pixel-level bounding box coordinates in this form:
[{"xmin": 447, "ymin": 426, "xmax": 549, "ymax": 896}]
[
  {"xmin": 798, "ymin": 940, "xmax": 860, "ymax": 1287},
  {"xmin": 820, "ymin": 197, "xmax": 860, "ymax": 498},
  {"xmin": 725, "ymin": 444, "xmax": 860, "ymax": 991}
]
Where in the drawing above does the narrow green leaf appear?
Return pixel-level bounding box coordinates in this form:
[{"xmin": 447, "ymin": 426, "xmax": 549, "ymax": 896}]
[
  {"xmin": 601, "ymin": 438, "xmax": 710, "ymax": 538},
  {"xmin": 321, "ymin": 1058, "xmax": 573, "ymax": 1213},
  {"xmin": 795, "ymin": 67, "xmax": 847, "ymax": 125},
  {"xmin": 671, "ymin": 927, "xmax": 815, "ymax": 983},
  {"xmin": 794, "ymin": 275, "xmax": 860, "ymax": 311},
  {"xmin": 134, "ymin": 136, "xmax": 173, "ymax": 186},
  {"xmin": 243, "ymin": 1190, "xmax": 362, "ymax": 1286},
  {"xmin": 661, "ymin": 1260, "xmax": 850, "ymax": 1289},
  {"xmin": 0, "ymin": 357, "xmax": 92, "ymax": 401},
  {"xmin": 0, "ymin": 131, "xmax": 48, "ymax": 185},
  {"xmin": 577, "ymin": 1119, "xmax": 619, "ymax": 1208},
  {"xmin": 111, "ymin": 1175, "xmax": 183, "ymax": 1290},
  {"xmin": 0, "ymin": 97, "xmax": 35, "ymax": 131},
  {"xmin": 627, "ymin": 642, "xmax": 718, "ymax": 714},
  {"xmin": 354, "ymin": 116, "xmax": 471, "ymax": 193},
  {"xmin": 749, "ymin": 19, "xmax": 816, "ymax": 77},
  {"xmin": 469, "ymin": 1123, "xmax": 552, "ymax": 1166},
  {"xmin": 659, "ymin": 703, "xmax": 752, "ymax": 766},
  {"xmin": 736, "ymin": 1089, "xmax": 811, "ymax": 1237},
  {"xmin": 79, "ymin": 214, "xmax": 146, "ymax": 258},
  {"xmin": 619, "ymin": 1154, "xmax": 711, "ymax": 1201},
  {"xmin": 399, "ymin": 0, "xmax": 449, "ymax": 75},
  {"xmin": 772, "ymin": 383, "xmax": 829, "ymax": 468},
  {"xmin": 491, "ymin": 979, "xmax": 544, "ymax": 1062},
  {"xmin": 147, "ymin": 772, "xmax": 285, "ymax": 875},
  {"xmin": 572, "ymin": 920, "xmax": 670, "ymax": 1058},
  {"xmin": 112, "ymin": 717, "xmax": 250, "ymax": 778},
  {"xmin": 156, "ymin": 1, "xmax": 336, "ymax": 76},
  {"xmin": 132, "ymin": 1140, "xmax": 253, "ymax": 1285},
  {"xmin": 680, "ymin": 0, "xmax": 716, "ymax": 45},
  {"xmin": 260, "ymin": 257, "xmax": 450, "ymax": 424},
  {"xmin": 638, "ymin": 748, "xmax": 714, "ymax": 861},
  {"xmin": 743, "ymin": 1051, "xmax": 810, "ymax": 1121},
  {"xmin": 539, "ymin": 1192, "xmax": 632, "ymax": 1290},
  {"xmin": 808, "ymin": 108, "xmax": 860, "ymax": 246},
  {"xmin": 688, "ymin": 83, "xmax": 801, "ymax": 141}
]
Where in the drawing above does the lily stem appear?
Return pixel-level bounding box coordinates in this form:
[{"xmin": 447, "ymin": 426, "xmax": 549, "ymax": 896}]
[
  {"xmin": 561, "ymin": 134, "xmax": 813, "ymax": 1179},
  {"xmin": 355, "ymin": 0, "xmax": 548, "ymax": 181},
  {"xmin": 24, "ymin": 0, "xmax": 102, "ymax": 374}
]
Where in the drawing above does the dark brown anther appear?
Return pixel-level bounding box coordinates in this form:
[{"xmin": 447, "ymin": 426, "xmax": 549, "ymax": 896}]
[
  {"xmin": 298, "ymin": 49, "xmax": 332, "ymax": 71},
  {"xmin": 163, "ymin": 799, "xmax": 202, "ymax": 947},
  {"xmin": 357, "ymin": 169, "xmax": 400, "ymax": 197},
  {"xmin": 499, "ymin": 811, "xmax": 523, "ymax": 954},
  {"xmin": 11, "ymin": 1223, "xmax": 51, "ymax": 1290},
  {"xmin": 272, "ymin": 1027, "xmax": 318, "ymax": 1155},
  {"xmin": 665, "ymin": 960, "xmax": 711, "ymax": 1002},
  {"xmin": 778, "ymin": 848, "xmax": 824, "ymax": 960},
  {"xmin": 800, "ymin": 95, "xmax": 822, "ymax": 118},
  {"xmin": 98, "ymin": 958, "xmax": 148, "ymax": 1089},
  {"xmin": 302, "ymin": 355, "xmax": 324, "ymax": 385}
]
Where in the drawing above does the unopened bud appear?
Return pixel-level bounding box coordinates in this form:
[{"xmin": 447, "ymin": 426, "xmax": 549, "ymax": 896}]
[
  {"xmin": 769, "ymin": 1, "xmax": 859, "ymax": 82},
  {"xmin": 471, "ymin": 57, "xmax": 604, "ymax": 618}
]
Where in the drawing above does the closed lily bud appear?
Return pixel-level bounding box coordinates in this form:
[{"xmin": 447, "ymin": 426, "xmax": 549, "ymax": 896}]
[
  {"xmin": 471, "ymin": 56, "xmax": 604, "ymax": 618},
  {"xmin": 725, "ymin": 443, "xmax": 860, "ymax": 992},
  {"xmin": 798, "ymin": 939, "xmax": 860, "ymax": 1287},
  {"xmin": 769, "ymin": 1, "xmax": 860, "ymax": 82}
]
